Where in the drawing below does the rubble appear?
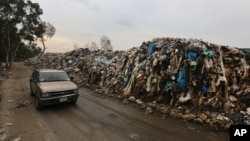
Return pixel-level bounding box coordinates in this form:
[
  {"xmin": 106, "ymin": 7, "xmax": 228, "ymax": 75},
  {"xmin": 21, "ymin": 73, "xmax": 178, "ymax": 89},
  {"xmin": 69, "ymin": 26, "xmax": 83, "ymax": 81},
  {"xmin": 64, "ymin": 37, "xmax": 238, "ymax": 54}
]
[
  {"xmin": 14, "ymin": 100, "xmax": 31, "ymax": 108},
  {"xmin": 12, "ymin": 137, "xmax": 22, "ymax": 141},
  {"xmin": 0, "ymin": 128, "xmax": 4, "ymax": 134},
  {"xmin": 0, "ymin": 133, "xmax": 6, "ymax": 141},
  {"xmin": 3, "ymin": 123, "xmax": 14, "ymax": 127},
  {"xmin": 24, "ymin": 37, "xmax": 250, "ymax": 130},
  {"xmin": 0, "ymin": 74, "xmax": 7, "ymax": 80}
]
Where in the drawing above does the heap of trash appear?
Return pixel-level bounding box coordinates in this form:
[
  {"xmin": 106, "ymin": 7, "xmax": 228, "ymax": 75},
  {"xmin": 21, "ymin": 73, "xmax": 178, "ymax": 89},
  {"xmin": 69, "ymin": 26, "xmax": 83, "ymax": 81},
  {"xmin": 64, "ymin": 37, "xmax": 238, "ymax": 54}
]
[{"xmin": 24, "ymin": 37, "xmax": 250, "ymax": 130}]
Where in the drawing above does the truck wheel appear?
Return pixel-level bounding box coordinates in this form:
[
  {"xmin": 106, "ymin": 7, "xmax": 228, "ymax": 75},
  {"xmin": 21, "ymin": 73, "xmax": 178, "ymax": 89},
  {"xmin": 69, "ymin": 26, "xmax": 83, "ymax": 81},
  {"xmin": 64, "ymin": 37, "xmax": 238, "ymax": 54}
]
[
  {"xmin": 30, "ymin": 88, "xmax": 34, "ymax": 96},
  {"xmin": 35, "ymin": 97, "xmax": 43, "ymax": 110},
  {"xmin": 71, "ymin": 99, "xmax": 77, "ymax": 105}
]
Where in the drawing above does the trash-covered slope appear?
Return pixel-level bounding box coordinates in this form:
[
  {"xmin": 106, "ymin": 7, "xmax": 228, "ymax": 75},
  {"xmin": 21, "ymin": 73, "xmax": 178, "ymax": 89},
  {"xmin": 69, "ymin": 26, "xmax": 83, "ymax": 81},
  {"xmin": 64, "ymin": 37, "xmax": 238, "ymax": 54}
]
[{"xmin": 25, "ymin": 37, "xmax": 250, "ymax": 130}]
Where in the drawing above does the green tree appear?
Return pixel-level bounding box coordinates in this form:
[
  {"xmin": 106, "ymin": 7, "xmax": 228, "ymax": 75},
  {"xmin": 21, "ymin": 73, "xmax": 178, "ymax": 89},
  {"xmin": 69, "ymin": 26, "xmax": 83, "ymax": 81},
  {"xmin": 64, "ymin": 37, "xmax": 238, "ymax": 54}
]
[
  {"xmin": 0, "ymin": 0, "xmax": 44, "ymax": 68},
  {"xmin": 15, "ymin": 42, "xmax": 42, "ymax": 61}
]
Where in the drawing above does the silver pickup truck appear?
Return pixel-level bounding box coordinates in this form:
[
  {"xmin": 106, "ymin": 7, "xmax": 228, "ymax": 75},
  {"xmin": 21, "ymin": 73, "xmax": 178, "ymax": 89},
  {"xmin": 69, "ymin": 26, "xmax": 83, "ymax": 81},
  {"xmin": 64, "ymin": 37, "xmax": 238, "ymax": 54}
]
[{"xmin": 29, "ymin": 69, "xmax": 79, "ymax": 110}]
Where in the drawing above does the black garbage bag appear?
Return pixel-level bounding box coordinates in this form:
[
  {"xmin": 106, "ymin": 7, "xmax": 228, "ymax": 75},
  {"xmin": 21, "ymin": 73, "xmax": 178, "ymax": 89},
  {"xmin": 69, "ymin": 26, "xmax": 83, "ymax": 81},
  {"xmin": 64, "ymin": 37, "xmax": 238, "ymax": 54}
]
[
  {"xmin": 241, "ymin": 92, "xmax": 250, "ymax": 106},
  {"xmin": 226, "ymin": 112, "xmax": 245, "ymax": 125}
]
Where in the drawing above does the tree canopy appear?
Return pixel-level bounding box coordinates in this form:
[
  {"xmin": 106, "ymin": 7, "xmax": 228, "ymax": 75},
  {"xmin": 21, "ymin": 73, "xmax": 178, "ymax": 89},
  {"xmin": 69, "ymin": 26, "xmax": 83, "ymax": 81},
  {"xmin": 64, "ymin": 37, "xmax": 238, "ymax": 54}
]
[{"xmin": 0, "ymin": 0, "xmax": 49, "ymax": 68}]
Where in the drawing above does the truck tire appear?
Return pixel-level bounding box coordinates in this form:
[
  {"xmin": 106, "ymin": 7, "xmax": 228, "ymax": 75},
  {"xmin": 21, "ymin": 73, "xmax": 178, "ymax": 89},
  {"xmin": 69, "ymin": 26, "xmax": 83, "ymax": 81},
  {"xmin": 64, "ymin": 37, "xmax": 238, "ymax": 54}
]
[
  {"xmin": 71, "ymin": 99, "xmax": 77, "ymax": 105},
  {"xmin": 30, "ymin": 88, "xmax": 34, "ymax": 96},
  {"xmin": 35, "ymin": 97, "xmax": 43, "ymax": 110}
]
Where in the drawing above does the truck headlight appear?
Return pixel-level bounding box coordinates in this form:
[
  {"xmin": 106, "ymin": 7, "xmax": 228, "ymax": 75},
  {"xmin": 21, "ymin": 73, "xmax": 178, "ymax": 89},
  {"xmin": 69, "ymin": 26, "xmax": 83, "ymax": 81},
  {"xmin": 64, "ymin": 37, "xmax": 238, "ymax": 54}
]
[
  {"xmin": 41, "ymin": 92, "xmax": 50, "ymax": 97},
  {"xmin": 73, "ymin": 89, "xmax": 78, "ymax": 94}
]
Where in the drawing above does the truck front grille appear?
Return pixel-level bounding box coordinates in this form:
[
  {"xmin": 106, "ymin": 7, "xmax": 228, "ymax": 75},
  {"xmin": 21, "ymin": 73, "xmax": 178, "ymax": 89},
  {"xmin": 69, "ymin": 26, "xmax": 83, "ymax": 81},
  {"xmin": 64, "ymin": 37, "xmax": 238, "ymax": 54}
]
[{"xmin": 48, "ymin": 90, "xmax": 74, "ymax": 97}]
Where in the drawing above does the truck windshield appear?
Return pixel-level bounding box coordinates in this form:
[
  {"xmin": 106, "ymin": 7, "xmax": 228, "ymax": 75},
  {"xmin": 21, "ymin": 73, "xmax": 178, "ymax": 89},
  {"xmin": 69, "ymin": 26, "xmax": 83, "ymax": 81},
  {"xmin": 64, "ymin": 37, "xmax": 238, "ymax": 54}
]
[{"xmin": 39, "ymin": 72, "xmax": 70, "ymax": 82}]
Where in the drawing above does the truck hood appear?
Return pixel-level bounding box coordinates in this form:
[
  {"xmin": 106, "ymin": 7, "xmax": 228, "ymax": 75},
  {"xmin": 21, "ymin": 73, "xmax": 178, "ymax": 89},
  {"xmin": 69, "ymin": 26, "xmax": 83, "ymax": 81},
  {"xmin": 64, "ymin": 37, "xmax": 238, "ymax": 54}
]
[{"xmin": 38, "ymin": 81, "xmax": 77, "ymax": 93}]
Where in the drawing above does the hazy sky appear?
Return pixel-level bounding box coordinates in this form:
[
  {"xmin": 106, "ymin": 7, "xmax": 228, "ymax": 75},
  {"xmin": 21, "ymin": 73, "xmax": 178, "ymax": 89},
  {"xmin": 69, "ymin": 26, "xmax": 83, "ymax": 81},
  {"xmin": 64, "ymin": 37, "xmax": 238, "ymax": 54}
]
[{"xmin": 31, "ymin": 0, "xmax": 250, "ymax": 52}]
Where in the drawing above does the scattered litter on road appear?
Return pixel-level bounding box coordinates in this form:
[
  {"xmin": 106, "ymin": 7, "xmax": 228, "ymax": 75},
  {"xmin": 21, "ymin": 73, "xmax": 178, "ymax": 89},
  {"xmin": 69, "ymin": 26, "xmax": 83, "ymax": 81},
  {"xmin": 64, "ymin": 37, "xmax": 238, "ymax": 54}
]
[
  {"xmin": 0, "ymin": 133, "xmax": 6, "ymax": 141},
  {"xmin": 145, "ymin": 106, "xmax": 153, "ymax": 114},
  {"xmin": 8, "ymin": 99, "xmax": 14, "ymax": 103},
  {"xmin": 129, "ymin": 133, "xmax": 140, "ymax": 139},
  {"xmin": 0, "ymin": 74, "xmax": 7, "ymax": 80},
  {"xmin": 3, "ymin": 112, "xmax": 10, "ymax": 116},
  {"xmin": 3, "ymin": 123, "xmax": 14, "ymax": 127},
  {"xmin": 15, "ymin": 100, "xmax": 31, "ymax": 108},
  {"xmin": 12, "ymin": 137, "xmax": 22, "ymax": 141},
  {"xmin": 0, "ymin": 128, "xmax": 5, "ymax": 134}
]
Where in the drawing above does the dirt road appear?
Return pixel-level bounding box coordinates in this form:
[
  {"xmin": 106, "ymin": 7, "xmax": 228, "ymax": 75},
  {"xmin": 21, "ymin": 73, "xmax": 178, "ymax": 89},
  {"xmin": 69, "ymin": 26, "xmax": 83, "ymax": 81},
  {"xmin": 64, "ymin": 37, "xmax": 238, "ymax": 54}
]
[{"xmin": 0, "ymin": 63, "xmax": 229, "ymax": 141}]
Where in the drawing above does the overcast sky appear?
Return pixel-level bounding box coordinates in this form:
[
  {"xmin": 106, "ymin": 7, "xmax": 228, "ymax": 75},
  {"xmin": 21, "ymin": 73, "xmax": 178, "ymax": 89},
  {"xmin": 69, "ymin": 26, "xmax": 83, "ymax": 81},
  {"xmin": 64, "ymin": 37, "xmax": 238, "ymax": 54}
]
[{"xmin": 31, "ymin": 0, "xmax": 250, "ymax": 52}]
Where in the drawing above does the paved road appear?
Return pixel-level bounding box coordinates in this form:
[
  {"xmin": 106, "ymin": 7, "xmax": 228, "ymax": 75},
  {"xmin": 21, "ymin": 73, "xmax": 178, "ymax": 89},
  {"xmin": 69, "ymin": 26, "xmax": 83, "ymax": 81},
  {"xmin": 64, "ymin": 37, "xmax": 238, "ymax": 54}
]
[{"xmin": 0, "ymin": 63, "xmax": 229, "ymax": 141}]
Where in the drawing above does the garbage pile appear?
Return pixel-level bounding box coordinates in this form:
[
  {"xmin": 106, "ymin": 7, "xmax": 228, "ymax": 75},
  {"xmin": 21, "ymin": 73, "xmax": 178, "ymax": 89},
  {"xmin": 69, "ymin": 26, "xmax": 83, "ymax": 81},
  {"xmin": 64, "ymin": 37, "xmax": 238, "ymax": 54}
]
[{"xmin": 24, "ymin": 37, "xmax": 250, "ymax": 130}]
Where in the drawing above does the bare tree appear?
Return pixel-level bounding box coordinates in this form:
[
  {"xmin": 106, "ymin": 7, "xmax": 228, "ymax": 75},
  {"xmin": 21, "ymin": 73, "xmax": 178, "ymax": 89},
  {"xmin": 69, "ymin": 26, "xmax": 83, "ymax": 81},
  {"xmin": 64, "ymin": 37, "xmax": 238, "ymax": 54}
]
[
  {"xmin": 84, "ymin": 43, "xmax": 90, "ymax": 49},
  {"xmin": 74, "ymin": 44, "xmax": 79, "ymax": 50},
  {"xmin": 84, "ymin": 42, "xmax": 99, "ymax": 51},
  {"xmin": 100, "ymin": 35, "xmax": 113, "ymax": 51},
  {"xmin": 0, "ymin": 0, "xmax": 44, "ymax": 68},
  {"xmin": 90, "ymin": 42, "xmax": 99, "ymax": 51},
  {"xmin": 38, "ymin": 21, "xmax": 56, "ymax": 54}
]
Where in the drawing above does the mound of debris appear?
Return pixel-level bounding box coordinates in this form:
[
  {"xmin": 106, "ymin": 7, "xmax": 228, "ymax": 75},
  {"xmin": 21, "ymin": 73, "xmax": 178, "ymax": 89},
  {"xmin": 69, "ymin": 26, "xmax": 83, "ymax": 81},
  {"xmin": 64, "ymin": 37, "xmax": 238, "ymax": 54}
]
[{"xmin": 25, "ymin": 37, "xmax": 250, "ymax": 130}]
